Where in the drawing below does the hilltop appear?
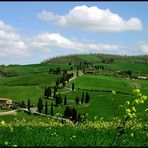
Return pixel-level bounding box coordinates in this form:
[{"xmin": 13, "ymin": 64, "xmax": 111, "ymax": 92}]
[{"xmin": 42, "ymin": 53, "xmax": 148, "ymax": 64}]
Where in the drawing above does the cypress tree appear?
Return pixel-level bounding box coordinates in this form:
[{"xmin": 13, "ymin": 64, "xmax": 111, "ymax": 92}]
[
  {"xmin": 81, "ymin": 92, "xmax": 84, "ymax": 104},
  {"xmin": 27, "ymin": 98, "xmax": 31, "ymax": 113},
  {"xmin": 72, "ymin": 107, "xmax": 77, "ymax": 122},
  {"xmin": 51, "ymin": 102, "xmax": 53, "ymax": 116},
  {"xmin": 75, "ymin": 96, "xmax": 79, "ymax": 105},
  {"xmin": 85, "ymin": 92, "xmax": 90, "ymax": 103},
  {"xmin": 44, "ymin": 86, "xmax": 47, "ymax": 98},
  {"xmin": 37, "ymin": 97, "xmax": 44, "ymax": 113},
  {"xmin": 72, "ymin": 83, "xmax": 75, "ymax": 91},
  {"xmin": 47, "ymin": 86, "xmax": 51, "ymax": 98},
  {"xmin": 54, "ymin": 86, "xmax": 57, "ymax": 99},
  {"xmin": 64, "ymin": 95, "xmax": 67, "ymax": 105},
  {"xmin": 45, "ymin": 101, "xmax": 48, "ymax": 115}
]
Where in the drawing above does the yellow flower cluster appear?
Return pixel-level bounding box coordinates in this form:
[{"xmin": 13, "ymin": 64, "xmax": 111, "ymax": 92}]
[{"xmin": 125, "ymin": 89, "xmax": 147, "ymax": 119}]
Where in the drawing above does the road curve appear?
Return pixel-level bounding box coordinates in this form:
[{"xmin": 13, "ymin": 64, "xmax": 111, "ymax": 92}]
[{"xmin": 0, "ymin": 110, "xmax": 17, "ymax": 116}]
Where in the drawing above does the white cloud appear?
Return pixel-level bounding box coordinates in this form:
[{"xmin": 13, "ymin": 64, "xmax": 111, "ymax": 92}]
[
  {"xmin": 0, "ymin": 20, "xmax": 120, "ymax": 59},
  {"xmin": 0, "ymin": 20, "xmax": 31, "ymax": 57},
  {"xmin": 38, "ymin": 5, "xmax": 143, "ymax": 32},
  {"xmin": 30, "ymin": 32, "xmax": 119, "ymax": 52}
]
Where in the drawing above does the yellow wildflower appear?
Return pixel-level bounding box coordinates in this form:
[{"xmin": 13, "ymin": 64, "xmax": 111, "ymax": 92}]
[
  {"xmin": 112, "ymin": 90, "xmax": 116, "ymax": 95},
  {"xmin": 1, "ymin": 121, "xmax": 6, "ymax": 125},
  {"xmin": 4, "ymin": 141, "xmax": 8, "ymax": 146},
  {"xmin": 133, "ymin": 89, "xmax": 140, "ymax": 94},
  {"xmin": 134, "ymin": 99, "xmax": 139, "ymax": 104},
  {"xmin": 141, "ymin": 95, "xmax": 147, "ymax": 100},
  {"xmin": 132, "ymin": 106, "xmax": 136, "ymax": 112},
  {"xmin": 126, "ymin": 101, "xmax": 130, "ymax": 105},
  {"xmin": 126, "ymin": 109, "xmax": 131, "ymax": 113}
]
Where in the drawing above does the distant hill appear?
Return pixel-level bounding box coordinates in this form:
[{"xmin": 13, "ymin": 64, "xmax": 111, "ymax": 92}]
[{"xmin": 42, "ymin": 53, "xmax": 148, "ymax": 64}]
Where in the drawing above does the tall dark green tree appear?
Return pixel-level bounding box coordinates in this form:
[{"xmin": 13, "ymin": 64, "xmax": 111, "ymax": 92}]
[
  {"xmin": 51, "ymin": 102, "xmax": 54, "ymax": 116},
  {"xmin": 85, "ymin": 92, "xmax": 90, "ymax": 103},
  {"xmin": 75, "ymin": 96, "xmax": 79, "ymax": 105},
  {"xmin": 64, "ymin": 95, "xmax": 67, "ymax": 105},
  {"xmin": 56, "ymin": 78, "xmax": 60, "ymax": 87},
  {"xmin": 20, "ymin": 101, "xmax": 26, "ymax": 108},
  {"xmin": 47, "ymin": 86, "xmax": 51, "ymax": 98},
  {"xmin": 54, "ymin": 86, "xmax": 57, "ymax": 99},
  {"xmin": 27, "ymin": 99, "xmax": 31, "ymax": 113},
  {"xmin": 72, "ymin": 107, "xmax": 77, "ymax": 122},
  {"xmin": 45, "ymin": 101, "xmax": 48, "ymax": 115},
  {"xmin": 81, "ymin": 92, "xmax": 84, "ymax": 104},
  {"xmin": 44, "ymin": 86, "xmax": 51, "ymax": 99},
  {"xmin": 72, "ymin": 83, "xmax": 75, "ymax": 91},
  {"xmin": 55, "ymin": 93, "xmax": 62, "ymax": 106},
  {"xmin": 37, "ymin": 97, "xmax": 44, "ymax": 113}
]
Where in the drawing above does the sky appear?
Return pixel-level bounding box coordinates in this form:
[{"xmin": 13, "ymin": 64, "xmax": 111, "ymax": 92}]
[{"xmin": 0, "ymin": 1, "xmax": 148, "ymax": 65}]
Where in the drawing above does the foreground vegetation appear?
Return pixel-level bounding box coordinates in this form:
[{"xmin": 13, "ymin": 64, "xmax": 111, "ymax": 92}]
[{"xmin": 0, "ymin": 113, "xmax": 147, "ymax": 147}]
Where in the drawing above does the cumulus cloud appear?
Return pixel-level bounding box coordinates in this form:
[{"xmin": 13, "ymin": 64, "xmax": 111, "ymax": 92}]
[
  {"xmin": 30, "ymin": 32, "xmax": 119, "ymax": 52},
  {"xmin": 0, "ymin": 20, "xmax": 120, "ymax": 58},
  {"xmin": 38, "ymin": 5, "xmax": 143, "ymax": 32},
  {"xmin": 0, "ymin": 20, "xmax": 31, "ymax": 57}
]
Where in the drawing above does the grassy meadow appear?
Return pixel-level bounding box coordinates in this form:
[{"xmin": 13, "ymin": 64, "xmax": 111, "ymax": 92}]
[{"xmin": 0, "ymin": 54, "xmax": 147, "ymax": 147}]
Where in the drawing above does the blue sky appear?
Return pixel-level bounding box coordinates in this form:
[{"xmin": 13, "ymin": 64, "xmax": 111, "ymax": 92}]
[{"xmin": 0, "ymin": 2, "xmax": 148, "ymax": 65}]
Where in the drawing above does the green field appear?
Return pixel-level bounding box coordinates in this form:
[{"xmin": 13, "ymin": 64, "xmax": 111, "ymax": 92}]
[
  {"xmin": 69, "ymin": 74, "xmax": 132, "ymax": 93},
  {"xmin": 0, "ymin": 53, "xmax": 147, "ymax": 147},
  {"xmin": 0, "ymin": 73, "xmax": 59, "ymax": 86},
  {"xmin": 0, "ymin": 63, "xmax": 72, "ymax": 74},
  {"xmin": 101, "ymin": 59, "xmax": 148, "ymax": 75},
  {"xmin": 0, "ymin": 86, "xmax": 43, "ymax": 105}
]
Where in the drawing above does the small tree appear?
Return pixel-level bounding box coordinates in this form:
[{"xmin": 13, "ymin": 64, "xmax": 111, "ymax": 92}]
[
  {"xmin": 45, "ymin": 101, "xmax": 48, "ymax": 115},
  {"xmin": 54, "ymin": 86, "xmax": 57, "ymax": 99},
  {"xmin": 47, "ymin": 86, "xmax": 51, "ymax": 98},
  {"xmin": 27, "ymin": 98, "xmax": 31, "ymax": 113},
  {"xmin": 55, "ymin": 93, "xmax": 62, "ymax": 106},
  {"xmin": 72, "ymin": 83, "xmax": 75, "ymax": 91},
  {"xmin": 64, "ymin": 95, "xmax": 67, "ymax": 105},
  {"xmin": 72, "ymin": 107, "xmax": 77, "ymax": 122},
  {"xmin": 75, "ymin": 96, "xmax": 79, "ymax": 105},
  {"xmin": 51, "ymin": 102, "xmax": 54, "ymax": 116},
  {"xmin": 37, "ymin": 97, "xmax": 44, "ymax": 113},
  {"xmin": 81, "ymin": 92, "xmax": 84, "ymax": 104},
  {"xmin": 85, "ymin": 92, "xmax": 90, "ymax": 103},
  {"xmin": 20, "ymin": 101, "xmax": 26, "ymax": 108}
]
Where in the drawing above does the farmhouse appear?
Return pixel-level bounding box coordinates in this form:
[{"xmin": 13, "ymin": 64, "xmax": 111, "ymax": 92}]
[{"xmin": 0, "ymin": 98, "xmax": 13, "ymax": 107}]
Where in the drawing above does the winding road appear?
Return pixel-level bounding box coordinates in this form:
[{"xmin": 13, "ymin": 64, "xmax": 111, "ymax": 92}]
[{"xmin": 0, "ymin": 109, "xmax": 17, "ymax": 116}]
